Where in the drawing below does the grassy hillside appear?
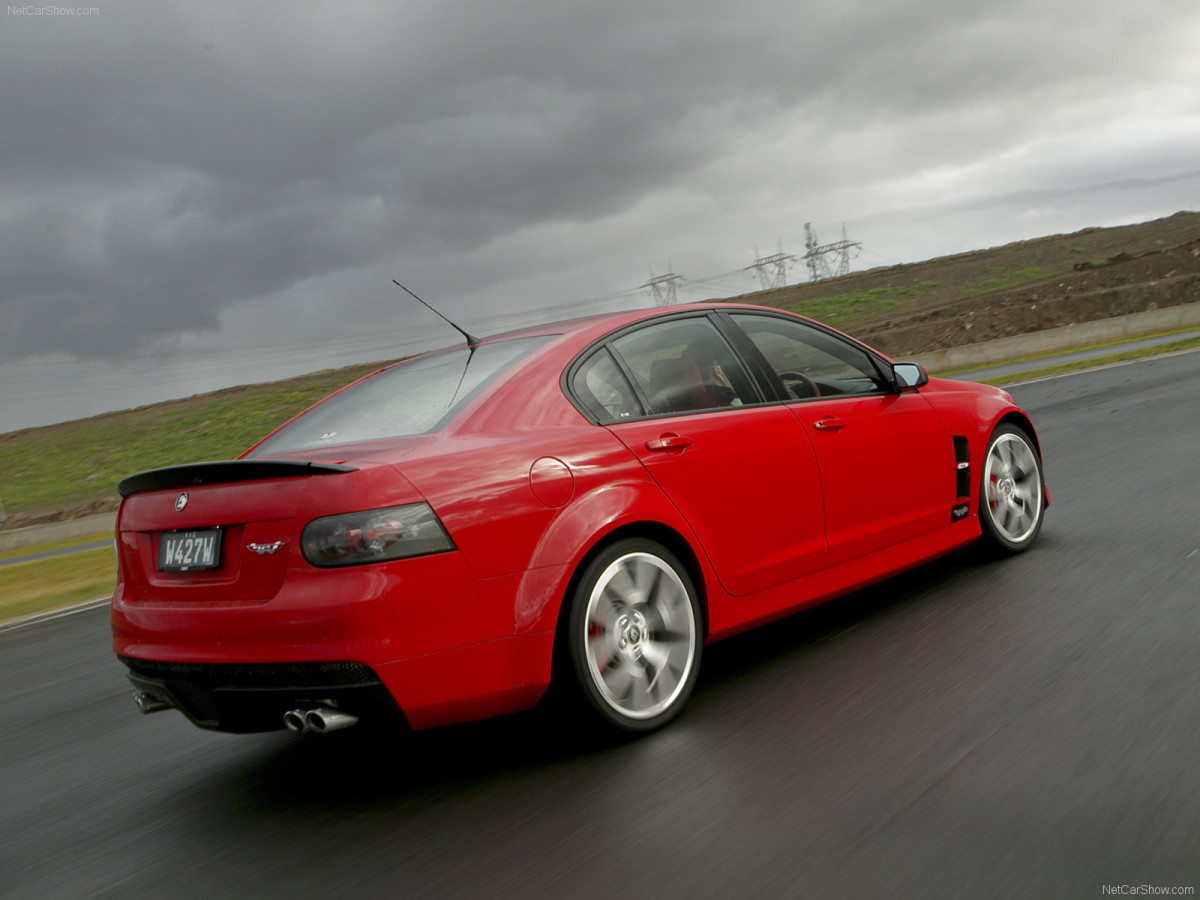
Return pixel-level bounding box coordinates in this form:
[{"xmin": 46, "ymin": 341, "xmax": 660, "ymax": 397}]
[{"xmin": 0, "ymin": 361, "xmax": 390, "ymax": 525}]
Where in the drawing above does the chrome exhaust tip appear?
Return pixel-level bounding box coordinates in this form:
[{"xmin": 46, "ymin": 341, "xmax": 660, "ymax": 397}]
[
  {"xmin": 304, "ymin": 707, "xmax": 358, "ymax": 734},
  {"xmin": 283, "ymin": 709, "xmax": 311, "ymax": 733},
  {"xmin": 134, "ymin": 692, "xmax": 173, "ymax": 715}
]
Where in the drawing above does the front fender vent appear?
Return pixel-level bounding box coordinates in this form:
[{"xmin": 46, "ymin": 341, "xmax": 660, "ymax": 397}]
[{"xmin": 954, "ymin": 436, "xmax": 971, "ymax": 499}]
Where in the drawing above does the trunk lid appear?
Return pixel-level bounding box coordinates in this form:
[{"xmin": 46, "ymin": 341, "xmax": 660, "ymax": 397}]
[{"xmin": 115, "ymin": 458, "xmax": 420, "ymax": 603}]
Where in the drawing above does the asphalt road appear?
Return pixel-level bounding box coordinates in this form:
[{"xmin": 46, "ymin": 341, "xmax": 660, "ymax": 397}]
[{"xmin": 3, "ymin": 350, "xmax": 1198, "ymax": 899}]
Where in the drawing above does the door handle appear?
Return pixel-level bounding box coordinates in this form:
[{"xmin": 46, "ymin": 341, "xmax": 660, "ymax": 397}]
[
  {"xmin": 646, "ymin": 433, "xmax": 693, "ymax": 452},
  {"xmin": 813, "ymin": 417, "xmax": 847, "ymax": 431}
]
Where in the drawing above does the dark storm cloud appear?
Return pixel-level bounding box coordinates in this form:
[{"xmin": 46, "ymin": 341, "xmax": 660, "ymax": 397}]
[
  {"xmin": 1, "ymin": 1, "xmax": 764, "ymax": 357},
  {"xmin": 1, "ymin": 0, "xmax": 1196, "ymax": 362}
]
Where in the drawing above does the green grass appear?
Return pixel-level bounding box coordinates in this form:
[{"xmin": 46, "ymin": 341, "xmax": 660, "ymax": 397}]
[
  {"xmin": 962, "ymin": 266, "xmax": 1048, "ymax": 296},
  {"xmin": 783, "ymin": 281, "xmax": 940, "ymax": 324},
  {"xmin": 0, "ymin": 547, "xmax": 115, "ymax": 624},
  {"xmin": 0, "ymin": 362, "xmax": 389, "ymax": 515}
]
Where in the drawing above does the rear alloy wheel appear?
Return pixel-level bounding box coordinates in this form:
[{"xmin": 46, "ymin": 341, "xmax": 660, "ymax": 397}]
[
  {"xmin": 980, "ymin": 424, "xmax": 1045, "ymax": 553},
  {"xmin": 568, "ymin": 539, "xmax": 702, "ymax": 733}
]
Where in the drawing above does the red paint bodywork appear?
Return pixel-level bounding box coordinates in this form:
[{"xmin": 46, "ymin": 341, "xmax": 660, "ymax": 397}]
[{"xmin": 111, "ymin": 304, "xmax": 1045, "ymax": 732}]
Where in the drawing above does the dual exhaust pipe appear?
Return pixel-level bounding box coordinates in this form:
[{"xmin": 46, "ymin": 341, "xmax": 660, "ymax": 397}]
[
  {"xmin": 283, "ymin": 706, "xmax": 359, "ymax": 735},
  {"xmin": 133, "ymin": 692, "xmax": 358, "ymax": 735}
]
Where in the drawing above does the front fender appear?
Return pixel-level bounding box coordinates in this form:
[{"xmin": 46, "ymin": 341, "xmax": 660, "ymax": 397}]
[{"xmin": 921, "ymin": 379, "xmax": 1031, "ymax": 446}]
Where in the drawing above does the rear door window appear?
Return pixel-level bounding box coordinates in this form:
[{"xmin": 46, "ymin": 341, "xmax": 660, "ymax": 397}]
[
  {"xmin": 571, "ymin": 348, "xmax": 644, "ymax": 423},
  {"xmin": 610, "ymin": 317, "xmax": 760, "ymax": 415}
]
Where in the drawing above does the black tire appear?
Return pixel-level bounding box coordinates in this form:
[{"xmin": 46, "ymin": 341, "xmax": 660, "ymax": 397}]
[
  {"xmin": 566, "ymin": 538, "xmax": 702, "ymax": 733},
  {"xmin": 979, "ymin": 424, "xmax": 1045, "ymax": 553}
]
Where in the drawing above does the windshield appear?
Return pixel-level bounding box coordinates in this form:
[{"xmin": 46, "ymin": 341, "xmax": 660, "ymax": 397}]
[{"xmin": 249, "ymin": 336, "xmax": 551, "ymax": 455}]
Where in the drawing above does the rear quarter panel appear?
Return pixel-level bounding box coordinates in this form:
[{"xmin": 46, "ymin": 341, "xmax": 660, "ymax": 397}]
[{"xmin": 398, "ymin": 344, "xmax": 719, "ymax": 639}]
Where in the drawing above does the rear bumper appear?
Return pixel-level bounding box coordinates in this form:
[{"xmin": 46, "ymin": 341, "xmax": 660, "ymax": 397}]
[
  {"xmin": 111, "ymin": 539, "xmax": 570, "ymax": 733},
  {"xmin": 116, "ymin": 629, "xmax": 556, "ymax": 733},
  {"xmin": 111, "ymin": 557, "xmax": 561, "ymax": 733},
  {"xmin": 119, "ymin": 656, "xmax": 404, "ymax": 733}
]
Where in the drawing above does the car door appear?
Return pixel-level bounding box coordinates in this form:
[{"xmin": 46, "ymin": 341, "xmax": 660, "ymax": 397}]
[
  {"xmin": 571, "ymin": 314, "xmax": 828, "ymax": 598},
  {"xmin": 728, "ymin": 312, "xmax": 951, "ymax": 568}
]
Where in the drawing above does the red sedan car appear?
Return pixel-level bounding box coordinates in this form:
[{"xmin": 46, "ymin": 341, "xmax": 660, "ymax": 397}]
[{"xmin": 112, "ymin": 303, "xmax": 1047, "ymax": 735}]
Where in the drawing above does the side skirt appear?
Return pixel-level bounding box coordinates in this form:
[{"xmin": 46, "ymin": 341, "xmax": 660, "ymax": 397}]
[{"xmin": 706, "ymin": 518, "xmax": 980, "ymax": 642}]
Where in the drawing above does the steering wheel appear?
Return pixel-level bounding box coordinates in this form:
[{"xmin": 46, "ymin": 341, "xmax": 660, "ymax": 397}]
[{"xmin": 778, "ymin": 372, "xmax": 820, "ymax": 399}]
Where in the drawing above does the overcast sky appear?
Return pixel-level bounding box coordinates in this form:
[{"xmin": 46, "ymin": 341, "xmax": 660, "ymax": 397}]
[{"xmin": 2, "ymin": 0, "xmax": 1199, "ymax": 431}]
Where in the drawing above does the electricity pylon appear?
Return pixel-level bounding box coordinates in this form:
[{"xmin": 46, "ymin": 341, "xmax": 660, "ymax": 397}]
[
  {"xmin": 745, "ymin": 240, "xmax": 796, "ymax": 290},
  {"xmin": 642, "ymin": 263, "xmax": 684, "ymax": 307},
  {"xmin": 804, "ymin": 223, "xmax": 861, "ymax": 282}
]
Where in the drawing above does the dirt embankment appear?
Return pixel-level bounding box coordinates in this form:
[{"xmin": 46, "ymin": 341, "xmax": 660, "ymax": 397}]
[
  {"xmin": 860, "ymin": 237, "xmax": 1200, "ymax": 357},
  {"xmin": 737, "ymin": 210, "xmax": 1200, "ymax": 358},
  {"xmin": 2, "ymin": 498, "xmax": 121, "ymax": 532}
]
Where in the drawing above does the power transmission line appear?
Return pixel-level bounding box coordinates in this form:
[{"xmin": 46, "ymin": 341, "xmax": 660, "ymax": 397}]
[{"xmin": 632, "ymin": 222, "xmax": 864, "ymax": 301}]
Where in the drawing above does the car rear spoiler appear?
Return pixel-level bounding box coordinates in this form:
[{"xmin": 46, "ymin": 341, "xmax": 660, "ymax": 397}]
[{"xmin": 118, "ymin": 460, "xmax": 358, "ymax": 497}]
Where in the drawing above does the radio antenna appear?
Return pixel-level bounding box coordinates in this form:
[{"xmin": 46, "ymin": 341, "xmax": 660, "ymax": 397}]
[{"xmin": 392, "ymin": 280, "xmax": 481, "ymax": 346}]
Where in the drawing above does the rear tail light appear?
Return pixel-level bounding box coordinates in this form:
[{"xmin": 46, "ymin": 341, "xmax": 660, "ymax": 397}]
[{"xmin": 301, "ymin": 503, "xmax": 455, "ymax": 567}]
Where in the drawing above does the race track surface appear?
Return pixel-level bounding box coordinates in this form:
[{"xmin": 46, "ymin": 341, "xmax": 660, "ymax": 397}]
[{"xmin": 3, "ymin": 351, "xmax": 1198, "ymax": 899}]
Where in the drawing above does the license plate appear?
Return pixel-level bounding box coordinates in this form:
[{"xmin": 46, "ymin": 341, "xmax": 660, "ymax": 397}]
[{"xmin": 158, "ymin": 529, "xmax": 222, "ymax": 572}]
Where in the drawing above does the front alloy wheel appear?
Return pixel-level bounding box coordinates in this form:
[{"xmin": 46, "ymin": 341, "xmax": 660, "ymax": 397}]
[
  {"xmin": 568, "ymin": 539, "xmax": 702, "ymax": 733},
  {"xmin": 980, "ymin": 424, "xmax": 1045, "ymax": 553}
]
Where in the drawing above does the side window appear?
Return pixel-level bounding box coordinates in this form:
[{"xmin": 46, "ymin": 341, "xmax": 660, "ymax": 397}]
[
  {"xmin": 731, "ymin": 314, "xmax": 890, "ymax": 399},
  {"xmin": 571, "ymin": 348, "xmax": 642, "ymax": 424},
  {"xmin": 611, "ymin": 318, "xmax": 759, "ymax": 415}
]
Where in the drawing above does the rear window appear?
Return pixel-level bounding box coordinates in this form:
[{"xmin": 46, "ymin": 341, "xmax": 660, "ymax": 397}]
[{"xmin": 249, "ymin": 336, "xmax": 551, "ymax": 455}]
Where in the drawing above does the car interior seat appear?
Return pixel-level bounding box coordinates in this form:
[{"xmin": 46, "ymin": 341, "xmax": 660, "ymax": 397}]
[{"xmin": 648, "ymin": 357, "xmax": 726, "ymax": 413}]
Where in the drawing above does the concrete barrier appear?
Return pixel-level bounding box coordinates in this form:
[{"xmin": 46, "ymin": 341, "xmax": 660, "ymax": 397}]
[
  {"xmin": 910, "ymin": 303, "xmax": 1200, "ymax": 373},
  {"xmin": 0, "ymin": 513, "xmax": 116, "ymax": 553}
]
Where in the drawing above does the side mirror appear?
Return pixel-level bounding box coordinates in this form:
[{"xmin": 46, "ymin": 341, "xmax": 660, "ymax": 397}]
[{"xmin": 893, "ymin": 362, "xmax": 929, "ymax": 391}]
